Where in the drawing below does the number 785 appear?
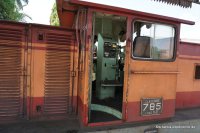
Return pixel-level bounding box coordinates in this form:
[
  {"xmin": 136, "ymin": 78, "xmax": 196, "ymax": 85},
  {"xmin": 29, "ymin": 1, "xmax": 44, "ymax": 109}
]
[{"xmin": 143, "ymin": 102, "xmax": 162, "ymax": 111}]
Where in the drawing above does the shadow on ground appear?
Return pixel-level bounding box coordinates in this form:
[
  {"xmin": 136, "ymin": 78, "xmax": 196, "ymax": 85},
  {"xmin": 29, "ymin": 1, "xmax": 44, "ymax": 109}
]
[{"xmin": 0, "ymin": 119, "xmax": 80, "ymax": 133}]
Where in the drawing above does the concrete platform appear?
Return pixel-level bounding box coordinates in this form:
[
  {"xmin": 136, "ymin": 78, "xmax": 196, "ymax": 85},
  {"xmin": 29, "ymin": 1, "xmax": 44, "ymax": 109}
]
[
  {"xmin": 0, "ymin": 119, "xmax": 80, "ymax": 133},
  {"xmin": 89, "ymin": 119, "xmax": 200, "ymax": 133},
  {"xmin": 0, "ymin": 108, "xmax": 200, "ymax": 133}
]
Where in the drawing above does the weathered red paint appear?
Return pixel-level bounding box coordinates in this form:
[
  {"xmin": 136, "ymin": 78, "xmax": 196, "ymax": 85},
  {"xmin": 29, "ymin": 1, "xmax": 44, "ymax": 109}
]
[
  {"xmin": 176, "ymin": 91, "xmax": 200, "ymax": 109},
  {"xmin": 122, "ymin": 102, "xmax": 128, "ymax": 121},
  {"xmin": 27, "ymin": 96, "xmax": 78, "ymax": 120},
  {"xmin": 27, "ymin": 97, "xmax": 44, "ymax": 119},
  {"xmin": 126, "ymin": 99, "xmax": 175, "ymax": 122},
  {"xmin": 77, "ymin": 96, "xmax": 88, "ymax": 126},
  {"xmin": 78, "ymin": 99, "xmax": 175, "ymax": 127},
  {"xmin": 88, "ymin": 120, "xmax": 123, "ymax": 127},
  {"xmin": 179, "ymin": 41, "xmax": 200, "ymax": 56},
  {"xmin": 56, "ymin": 0, "xmax": 78, "ymax": 27}
]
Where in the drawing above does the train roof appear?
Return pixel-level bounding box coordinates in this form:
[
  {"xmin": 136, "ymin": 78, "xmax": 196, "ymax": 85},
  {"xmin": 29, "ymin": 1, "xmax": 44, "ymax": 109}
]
[
  {"xmin": 58, "ymin": 0, "xmax": 195, "ymax": 26},
  {"xmin": 181, "ymin": 38, "xmax": 200, "ymax": 44}
]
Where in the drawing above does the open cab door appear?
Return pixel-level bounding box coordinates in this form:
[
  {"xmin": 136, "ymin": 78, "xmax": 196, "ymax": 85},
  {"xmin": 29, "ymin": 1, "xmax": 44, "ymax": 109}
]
[{"xmin": 89, "ymin": 12, "xmax": 127, "ymax": 123}]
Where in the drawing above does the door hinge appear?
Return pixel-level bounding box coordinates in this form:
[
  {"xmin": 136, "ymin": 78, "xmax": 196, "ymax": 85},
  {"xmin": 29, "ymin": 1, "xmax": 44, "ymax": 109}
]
[{"xmin": 71, "ymin": 71, "xmax": 76, "ymax": 77}]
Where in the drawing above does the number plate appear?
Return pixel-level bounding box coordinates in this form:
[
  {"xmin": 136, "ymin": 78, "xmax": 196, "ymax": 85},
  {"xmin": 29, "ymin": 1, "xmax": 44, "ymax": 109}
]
[{"xmin": 141, "ymin": 98, "xmax": 163, "ymax": 116}]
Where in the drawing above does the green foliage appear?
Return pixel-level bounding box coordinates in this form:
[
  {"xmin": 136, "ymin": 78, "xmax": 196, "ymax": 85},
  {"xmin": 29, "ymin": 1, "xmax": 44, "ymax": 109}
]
[
  {"xmin": 0, "ymin": 0, "xmax": 28, "ymax": 21},
  {"xmin": 50, "ymin": 3, "xmax": 60, "ymax": 26}
]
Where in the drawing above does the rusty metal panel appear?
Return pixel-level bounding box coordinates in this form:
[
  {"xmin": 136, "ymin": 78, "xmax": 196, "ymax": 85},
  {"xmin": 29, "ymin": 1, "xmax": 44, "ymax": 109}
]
[
  {"xmin": 0, "ymin": 27, "xmax": 24, "ymax": 120},
  {"xmin": 44, "ymin": 31, "xmax": 75, "ymax": 116}
]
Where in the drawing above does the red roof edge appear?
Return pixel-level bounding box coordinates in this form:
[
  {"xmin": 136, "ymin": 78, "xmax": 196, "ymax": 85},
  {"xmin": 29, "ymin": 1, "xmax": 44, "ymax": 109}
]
[
  {"xmin": 0, "ymin": 20, "xmax": 75, "ymax": 31},
  {"xmin": 69, "ymin": 0, "xmax": 195, "ymax": 25}
]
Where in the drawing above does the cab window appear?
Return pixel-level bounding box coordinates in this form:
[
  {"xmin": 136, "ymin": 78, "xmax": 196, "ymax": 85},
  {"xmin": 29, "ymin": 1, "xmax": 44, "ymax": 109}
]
[{"xmin": 132, "ymin": 21, "xmax": 175, "ymax": 60}]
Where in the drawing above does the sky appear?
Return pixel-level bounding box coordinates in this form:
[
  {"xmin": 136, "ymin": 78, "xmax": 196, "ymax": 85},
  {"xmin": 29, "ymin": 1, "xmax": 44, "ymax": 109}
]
[
  {"xmin": 23, "ymin": 0, "xmax": 200, "ymax": 40},
  {"xmin": 23, "ymin": 0, "xmax": 55, "ymax": 25}
]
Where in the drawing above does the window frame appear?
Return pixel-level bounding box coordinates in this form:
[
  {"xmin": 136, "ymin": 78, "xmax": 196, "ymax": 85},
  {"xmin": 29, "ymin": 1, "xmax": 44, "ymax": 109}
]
[
  {"xmin": 131, "ymin": 19, "xmax": 177, "ymax": 62},
  {"xmin": 194, "ymin": 64, "xmax": 200, "ymax": 80}
]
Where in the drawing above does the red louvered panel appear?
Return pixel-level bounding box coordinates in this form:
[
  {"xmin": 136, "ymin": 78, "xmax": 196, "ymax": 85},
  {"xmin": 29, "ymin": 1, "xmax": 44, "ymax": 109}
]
[
  {"xmin": 44, "ymin": 31, "xmax": 75, "ymax": 117},
  {"xmin": 0, "ymin": 27, "xmax": 24, "ymax": 121}
]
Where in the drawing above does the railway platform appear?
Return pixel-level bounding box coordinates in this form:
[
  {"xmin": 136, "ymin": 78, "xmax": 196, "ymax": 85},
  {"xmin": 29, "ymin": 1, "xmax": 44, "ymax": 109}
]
[{"xmin": 0, "ymin": 107, "xmax": 200, "ymax": 133}]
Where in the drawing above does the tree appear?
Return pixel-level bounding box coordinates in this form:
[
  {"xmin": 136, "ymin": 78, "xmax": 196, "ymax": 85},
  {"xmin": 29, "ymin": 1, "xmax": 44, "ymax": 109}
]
[
  {"xmin": 50, "ymin": 3, "xmax": 60, "ymax": 26},
  {"xmin": 16, "ymin": 0, "xmax": 29, "ymax": 10},
  {"xmin": 0, "ymin": 0, "xmax": 28, "ymax": 21}
]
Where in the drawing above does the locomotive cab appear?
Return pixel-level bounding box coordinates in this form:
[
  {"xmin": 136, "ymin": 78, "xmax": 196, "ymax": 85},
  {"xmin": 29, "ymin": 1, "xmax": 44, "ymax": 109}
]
[
  {"xmin": 0, "ymin": 0, "xmax": 198, "ymax": 127},
  {"xmin": 56, "ymin": 0, "xmax": 195, "ymax": 127}
]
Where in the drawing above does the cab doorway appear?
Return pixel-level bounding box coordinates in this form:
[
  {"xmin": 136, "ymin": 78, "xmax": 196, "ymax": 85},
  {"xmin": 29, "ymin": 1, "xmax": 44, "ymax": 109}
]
[{"xmin": 89, "ymin": 12, "xmax": 127, "ymax": 123}]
